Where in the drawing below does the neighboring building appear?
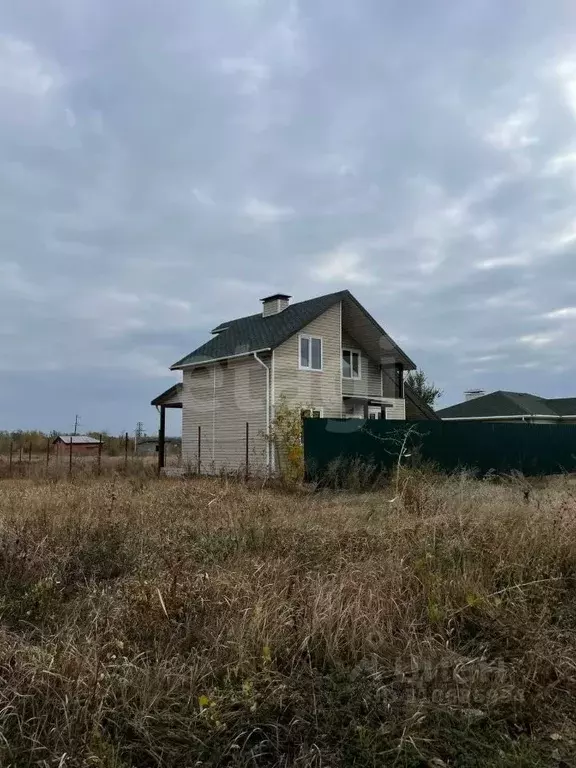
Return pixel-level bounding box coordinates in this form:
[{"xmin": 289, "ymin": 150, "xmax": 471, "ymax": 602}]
[
  {"xmin": 437, "ymin": 390, "xmax": 576, "ymax": 424},
  {"xmin": 52, "ymin": 435, "xmax": 103, "ymax": 455},
  {"xmin": 136, "ymin": 437, "xmax": 181, "ymax": 456},
  {"xmin": 151, "ymin": 289, "xmax": 422, "ymax": 473}
]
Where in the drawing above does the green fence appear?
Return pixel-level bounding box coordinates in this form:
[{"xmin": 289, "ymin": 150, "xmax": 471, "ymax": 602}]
[{"xmin": 303, "ymin": 419, "xmax": 576, "ymax": 479}]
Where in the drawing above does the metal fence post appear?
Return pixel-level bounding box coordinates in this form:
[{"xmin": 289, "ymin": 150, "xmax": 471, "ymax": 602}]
[
  {"xmin": 245, "ymin": 422, "xmax": 249, "ymax": 482},
  {"xmin": 46, "ymin": 437, "xmax": 51, "ymax": 467},
  {"xmin": 69, "ymin": 438, "xmax": 73, "ymax": 476},
  {"xmin": 197, "ymin": 425, "xmax": 201, "ymax": 475},
  {"xmin": 124, "ymin": 432, "xmax": 129, "ymax": 469},
  {"xmin": 97, "ymin": 434, "xmax": 103, "ymax": 475},
  {"xmin": 19, "ymin": 444, "xmax": 23, "ymax": 465},
  {"xmin": 28, "ymin": 443, "xmax": 32, "ymax": 464},
  {"xmin": 8, "ymin": 441, "xmax": 13, "ymax": 477}
]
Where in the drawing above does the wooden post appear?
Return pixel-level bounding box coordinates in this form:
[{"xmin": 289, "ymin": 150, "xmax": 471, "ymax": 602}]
[
  {"xmin": 124, "ymin": 432, "xmax": 129, "ymax": 468},
  {"xmin": 363, "ymin": 400, "xmax": 369, "ymax": 419},
  {"xmin": 158, "ymin": 406, "xmax": 166, "ymax": 474},
  {"xmin": 245, "ymin": 422, "xmax": 249, "ymax": 482},
  {"xmin": 68, "ymin": 437, "xmax": 73, "ymax": 475},
  {"xmin": 97, "ymin": 435, "xmax": 103, "ymax": 475},
  {"xmin": 28, "ymin": 443, "xmax": 32, "ymax": 464},
  {"xmin": 46, "ymin": 437, "xmax": 51, "ymax": 467},
  {"xmin": 19, "ymin": 444, "xmax": 23, "ymax": 464},
  {"xmin": 8, "ymin": 441, "xmax": 13, "ymax": 477},
  {"xmin": 197, "ymin": 425, "xmax": 201, "ymax": 474}
]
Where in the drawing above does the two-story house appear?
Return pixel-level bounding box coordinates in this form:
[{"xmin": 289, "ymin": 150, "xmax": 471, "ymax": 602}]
[{"xmin": 151, "ymin": 289, "xmax": 422, "ymax": 473}]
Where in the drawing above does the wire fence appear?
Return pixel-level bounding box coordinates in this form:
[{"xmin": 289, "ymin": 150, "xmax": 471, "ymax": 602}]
[
  {"xmin": 0, "ymin": 434, "xmax": 182, "ymax": 480},
  {"xmin": 1, "ymin": 423, "xmax": 267, "ymax": 481}
]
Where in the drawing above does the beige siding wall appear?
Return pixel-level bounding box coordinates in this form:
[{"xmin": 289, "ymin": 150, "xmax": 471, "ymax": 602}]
[
  {"xmin": 273, "ymin": 302, "xmax": 342, "ymax": 417},
  {"xmin": 386, "ymin": 399, "xmax": 406, "ymax": 420},
  {"xmin": 182, "ymin": 355, "xmax": 268, "ymax": 474},
  {"xmin": 341, "ymin": 331, "xmax": 382, "ymax": 397}
]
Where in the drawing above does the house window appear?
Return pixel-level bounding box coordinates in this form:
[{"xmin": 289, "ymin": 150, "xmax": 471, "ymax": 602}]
[
  {"xmin": 342, "ymin": 349, "xmax": 361, "ymax": 379},
  {"xmin": 299, "ymin": 335, "xmax": 322, "ymax": 371},
  {"xmin": 301, "ymin": 408, "xmax": 323, "ymax": 419}
]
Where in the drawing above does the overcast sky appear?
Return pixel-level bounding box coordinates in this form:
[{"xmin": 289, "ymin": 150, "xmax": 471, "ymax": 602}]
[{"xmin": 1, "ymin": 0, "xmax": 576, "ymax": 434}]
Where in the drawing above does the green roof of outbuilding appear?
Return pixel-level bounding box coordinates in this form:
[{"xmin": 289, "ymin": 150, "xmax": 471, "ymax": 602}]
[
  {"xmin": 437, "ymin": 391, "xmax": 576, "ymax": 419},
  {"xmin": 546, "ymin": 398, "xmax": 576, "ymax": 416}
]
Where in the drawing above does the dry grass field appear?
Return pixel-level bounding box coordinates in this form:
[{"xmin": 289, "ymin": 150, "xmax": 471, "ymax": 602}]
[{"xmin": 0, "ymin": 470, "xmax": 575, "ymax": 766}]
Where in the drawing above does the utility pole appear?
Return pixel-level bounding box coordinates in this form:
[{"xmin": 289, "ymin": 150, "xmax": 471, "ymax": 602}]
[
  {"xmin": 135, "ymin": 421, "xmax": 145, "ymax": 455},
  {"xmin": 73, "ymin": 414, "xmax": 80, "ymax": 436}
]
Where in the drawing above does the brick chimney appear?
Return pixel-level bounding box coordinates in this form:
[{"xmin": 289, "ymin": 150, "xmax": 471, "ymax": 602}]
[
  {"xmin": 261, "ymin": 293, "xmax": 291, "ymax": 317},
  {"xmin": 464, "ymin": 389, "xmax": 486, "ymax": 402}
]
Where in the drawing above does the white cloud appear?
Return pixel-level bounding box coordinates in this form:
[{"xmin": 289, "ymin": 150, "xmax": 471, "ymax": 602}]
[
  {"xmin": 242, "ymin": 197, "xmax": 293, "ymax": 224},
  {"xmin": 518, "ymin": 333, "xmax": 556, "ymax": 347},
  {"xmin": 543, "ymin": 149, "xmax": 576, "ymax": 176},
  {"xmin": 64, "ymin": 107, "xmax": 76, "ymax": 127},
  {"xmin": 192, "ymin": 187, "xmax": 214, "ymax": 206},
  {"xmin": 545, "ymin": 307, "xmax": 576, "ymax": 319},
  {"xmin": 64, "ymin": 289, "xmax": 193, "ymax": 340},
  {"xmin": 553, "ymin": 56, "xmax": 576, "ymax": 118},
  {"xmin": 309, "ymin": 249, "xmax": 372, "ymax": 285},
  {"xmin": 220, "ymin": 56, "xmax": 270, "ymax": 95},
  {"xmin": 475, "ymin": 254, "xmax": 531, "ymax": 270},
  {"xmin": 0, "ymin": 35, "xmax": 61, "ymax": 97},
  {"xmin": 465, "ymin": 354, "xmax": 508, "ymax": 363},
  {"xmin": 485, "ymin": 99, "xmax": 539, "ymax": 152}
]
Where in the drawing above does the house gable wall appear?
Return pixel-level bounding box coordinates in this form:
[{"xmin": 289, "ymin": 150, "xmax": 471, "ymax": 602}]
[
  {"xmin": 181, "ymin": 355, "xmax": 268, "ymax": 473},
  {"xmin": 273, "ymin": 302, "xmax": 342, "ymax": 418}
]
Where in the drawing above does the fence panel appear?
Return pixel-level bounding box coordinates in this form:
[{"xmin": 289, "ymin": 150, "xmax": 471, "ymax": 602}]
[{"xmin": 303, "ymin": 419, "xmax": 576, "ymax": 480}]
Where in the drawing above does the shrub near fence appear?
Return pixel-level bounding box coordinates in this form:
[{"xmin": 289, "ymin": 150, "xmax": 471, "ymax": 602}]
[{"xmin": 303, "ymin": 419, "xmax": 576, "ymax": 480}]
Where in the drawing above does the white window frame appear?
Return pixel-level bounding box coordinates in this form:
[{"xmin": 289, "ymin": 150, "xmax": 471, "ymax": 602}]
[
  {"xmin": 301, "ymin": 407, "xmax": 324, "ymax": 419},
  {"xmin": 298, "ymin": 334, "xmax": 323, "ymax": 371},
  {"xmin": 342, "ymin": 348, "xmax": 362, "ymax": 379}
]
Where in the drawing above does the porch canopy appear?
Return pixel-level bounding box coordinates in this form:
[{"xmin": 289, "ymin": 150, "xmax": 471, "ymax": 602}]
[{"xmin": 151, "ymin": 383, "xmax": 182, "ymax": 472}]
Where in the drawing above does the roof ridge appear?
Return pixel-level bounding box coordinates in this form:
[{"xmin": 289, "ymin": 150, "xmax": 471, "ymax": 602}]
[
  {"xmin": 214, "ymin": 290, "xmax": 348, "ymax": 329},
  {"xmin": 171, "ymin": 290, "xmax": 350, "ymax": 369}
]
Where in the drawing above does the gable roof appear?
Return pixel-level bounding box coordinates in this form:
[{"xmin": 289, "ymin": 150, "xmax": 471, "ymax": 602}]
[
  {"xmin": 546, "ymin": 398, "xmax": 576, "ymax": 416},
  {"xmin": 54, "ymin": 435, "xmax": 102, "ymax": 445},
  {"xmin": 151, "ymin": 382, "xmax": 182, "ymax": 407},
  {"xmin": 437, "ymin": 391, "xmax": 576, "ymax": 420},
  {"xmin": 171, "ymin": 289, "xmax": 416, "ymax": 369},
  {"xmin": 405, "ymin": 385, "xmax": 441, "ymax": 420}
]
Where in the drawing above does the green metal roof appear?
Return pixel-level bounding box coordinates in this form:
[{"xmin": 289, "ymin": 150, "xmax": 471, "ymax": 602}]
[
  {"xmin": 437, "ymin": 391, "xmax": 576, "ymax": 419},
  {"xmin": 171, "ymin": 289, "xmax": 416, "ymax": 369},
  {"xmin": 171, "ymin": 290, "xmax": 346, "ymax": 368},
  {"xmin": 546, "ymin": 398, "xmax": 576, "ymax": 416}
]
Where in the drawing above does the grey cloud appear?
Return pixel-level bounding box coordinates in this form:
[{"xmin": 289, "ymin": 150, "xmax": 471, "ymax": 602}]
[{"xmin": 0, "ymin": 0, "xmax": 576, "ymax": 430}]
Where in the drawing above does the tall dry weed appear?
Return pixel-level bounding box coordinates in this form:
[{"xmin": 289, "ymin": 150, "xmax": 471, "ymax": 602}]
[{"xmin": 0, "ymin": 473, "xmax": 574, "ymax": 765}]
